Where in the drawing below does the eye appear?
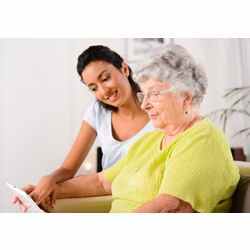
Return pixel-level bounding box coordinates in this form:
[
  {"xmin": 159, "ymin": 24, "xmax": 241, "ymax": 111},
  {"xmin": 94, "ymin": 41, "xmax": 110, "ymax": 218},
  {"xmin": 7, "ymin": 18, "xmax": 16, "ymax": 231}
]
[
  {"xmin": 88, "ymin": 84, "xmax": 97, "ymax": 92},
  {"xmin": 101, "ymin": 74, "xmax": 110, "ymax": 82},
  {"xmin": 150, "ymin": 91, "xmax": 160, "ymax": 97}
]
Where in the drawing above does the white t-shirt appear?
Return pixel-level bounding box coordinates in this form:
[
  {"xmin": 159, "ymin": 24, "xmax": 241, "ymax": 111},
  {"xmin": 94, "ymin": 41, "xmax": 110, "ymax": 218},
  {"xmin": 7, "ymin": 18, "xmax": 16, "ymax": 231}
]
[{"xmin": 83, "ymin": 101, "xmax": 155, "ymax": 169}]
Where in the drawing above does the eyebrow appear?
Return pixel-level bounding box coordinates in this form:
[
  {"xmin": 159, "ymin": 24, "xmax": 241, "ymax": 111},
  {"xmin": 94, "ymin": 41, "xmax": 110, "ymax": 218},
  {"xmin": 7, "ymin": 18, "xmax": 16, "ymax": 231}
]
[
  {"xmin": 142, "ymin": 86, "xmax": 161, "ymax": 93},
  {"xmin": 87, "ymin": 70, "xmax": 108, "ymax": 87}
]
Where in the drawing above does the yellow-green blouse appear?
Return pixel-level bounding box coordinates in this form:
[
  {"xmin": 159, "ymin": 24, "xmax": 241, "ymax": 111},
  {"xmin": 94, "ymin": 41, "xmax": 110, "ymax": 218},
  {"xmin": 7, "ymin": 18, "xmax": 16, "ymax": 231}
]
[{"xmin": 103, "ymin": 118, "xmax": 240, "ymax": 213}]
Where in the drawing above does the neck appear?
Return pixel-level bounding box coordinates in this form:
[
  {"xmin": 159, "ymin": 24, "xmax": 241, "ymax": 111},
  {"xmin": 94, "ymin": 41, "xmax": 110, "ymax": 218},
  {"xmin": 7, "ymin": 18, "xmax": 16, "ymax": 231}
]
[
  {"xmin": 163, "ymin": 113, "xmax": 201, "ymax": 137},
  {"xmin": 161, "ymin": 114, "xmax": 201, "ymax": 150},
  {"xmin": 117, "ymin": 96, "xmax": 143, "ymax": 118}
]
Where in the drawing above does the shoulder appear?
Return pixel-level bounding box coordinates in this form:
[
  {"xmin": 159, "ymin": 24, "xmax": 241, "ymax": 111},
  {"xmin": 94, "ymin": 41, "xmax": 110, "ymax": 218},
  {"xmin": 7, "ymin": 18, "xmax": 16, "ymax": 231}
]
[
  {"xmin": 171, "ymin": 118, "xmax": 233, "ymax": 166},
  {"xmin": 88, "ymin": 100, "xmax": 110, "ymax": 116},
  {"xmin": 83, "ymin": 100, "xmax": 110, "ymax": 121},
  {"xmin": 83, "ymin": 100, "xmax": 111, "ymax": 130},
  {"xmin": 167, "ymin": 118, "xmax": 230, "ymax": 160},
  {"xmin": 181, "ymin": 118, "xmax": 227, "ymax": 144}
]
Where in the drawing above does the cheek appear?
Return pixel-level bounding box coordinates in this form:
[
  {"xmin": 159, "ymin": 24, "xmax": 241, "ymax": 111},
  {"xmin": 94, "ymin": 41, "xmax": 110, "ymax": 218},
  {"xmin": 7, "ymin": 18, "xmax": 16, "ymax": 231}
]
[
  {"xmin": 110, "ymin": 74, "xmax": 122, "ymax": 89},
  {"xmin": 93, "ymin": 89, "xmax": 106, "ymax": 101},
  {"xmin": 154, "ymin": 101, "xmax": 171, "ymax": 114},
  {"xmin": 94, "ymin": 93, "xmax": 103, "ymax": 102},
  {"xmin": 155, "ymin": 100, "xmax": 183, "ymax": 120},
  {"xmin": 117, "ymin": 77, "xmax": 131, "ymax": 95}
]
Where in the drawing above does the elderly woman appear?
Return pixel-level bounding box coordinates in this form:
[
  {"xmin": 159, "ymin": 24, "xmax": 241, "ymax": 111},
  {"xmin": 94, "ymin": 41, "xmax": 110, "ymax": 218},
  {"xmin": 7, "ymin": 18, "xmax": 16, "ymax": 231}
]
[{"xmin": 20, "ymin": 44, "xmax": 240, "ymax": 213}]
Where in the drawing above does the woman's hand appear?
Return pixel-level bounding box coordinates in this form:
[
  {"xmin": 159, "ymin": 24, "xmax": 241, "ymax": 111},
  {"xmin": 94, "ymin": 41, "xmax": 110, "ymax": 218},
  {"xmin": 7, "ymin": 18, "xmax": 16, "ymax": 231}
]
[
  {"xmin": 12, "ymin": 186, "xmax": 56, "ymax": 213},
  {"xmin": 28, "ymin": 175, "xmax": 57, "ymax": 208},
  {"xmin": 11, "ymin": 176, "xmax": 58, "ymax": 212}
]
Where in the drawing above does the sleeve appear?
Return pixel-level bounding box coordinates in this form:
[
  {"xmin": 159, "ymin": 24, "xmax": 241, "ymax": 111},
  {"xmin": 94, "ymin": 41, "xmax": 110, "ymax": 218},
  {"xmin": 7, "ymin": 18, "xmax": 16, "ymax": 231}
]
[
  {"xmin": 102, "ymin": 154, "xmax": 128, "ymax": 183},
  {"xmin": 158, "ymin": 134, "xmax": 233, "ymax": 212},
  {"xmin": 82, "ymin": 100, "xmax": 99, "ymax": 130}
]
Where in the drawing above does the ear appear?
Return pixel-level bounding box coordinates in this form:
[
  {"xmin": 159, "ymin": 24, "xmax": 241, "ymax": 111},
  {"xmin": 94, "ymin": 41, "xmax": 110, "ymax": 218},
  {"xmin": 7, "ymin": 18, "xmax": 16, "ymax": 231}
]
[
  {"xmin": 121, "ymin": 62, "xmax": 130, "ymax": 77},
  {"xmin": 182, "ymin": 91, "xmax": 193, "ymax": 108}
]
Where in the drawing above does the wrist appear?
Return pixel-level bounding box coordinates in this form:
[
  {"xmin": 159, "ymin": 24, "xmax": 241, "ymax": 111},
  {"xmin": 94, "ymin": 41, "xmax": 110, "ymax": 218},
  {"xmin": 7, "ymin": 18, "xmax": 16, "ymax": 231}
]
[
  {"xmin": 55, "ymin": 183, "xmax": 65, "ymax": 199},
  {"xmin": 42, "ymin": 175, "xmax": 56, "ymax": 184}
]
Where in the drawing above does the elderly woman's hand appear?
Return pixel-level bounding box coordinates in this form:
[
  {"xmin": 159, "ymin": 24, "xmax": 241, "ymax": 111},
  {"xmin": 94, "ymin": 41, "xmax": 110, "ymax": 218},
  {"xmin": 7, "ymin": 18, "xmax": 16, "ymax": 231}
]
[{"xmin": 135, "ymin": 194, "xmax": 193, "ymax": 213}]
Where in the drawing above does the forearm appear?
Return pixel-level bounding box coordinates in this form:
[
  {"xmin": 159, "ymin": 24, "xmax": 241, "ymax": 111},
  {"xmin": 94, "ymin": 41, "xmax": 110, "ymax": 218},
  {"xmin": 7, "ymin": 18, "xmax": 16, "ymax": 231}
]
[
  {"xmin": 48, "ymin": 167, "xmax": 77, "ymax": 184},
  {"xmin": 135, "ymin": 201, "xmax": 163, "ymax": 213},
  {"xmin": 56, "ymin": 174, "xmax": 111, "ymax": 199},
  {"xmin": 135, "ymin": 194, "xmax": 192, "ymax": 213},
  {"xmin": 135, "ymin": 197, "xmax": 174, "ymax": 213},
  {"xmin": 48, "ymin": 121, "xmax": 97, "ymax": 184}
]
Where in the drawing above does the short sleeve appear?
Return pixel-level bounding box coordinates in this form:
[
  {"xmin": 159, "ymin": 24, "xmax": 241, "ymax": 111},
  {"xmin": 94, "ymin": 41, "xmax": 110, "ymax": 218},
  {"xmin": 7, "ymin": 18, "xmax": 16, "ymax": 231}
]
[
  {"xmin": 159, "ymin": 134, "xmax": 237, "ymax": 212},
  {"xmin": 102, "ymin": 152, "xmax": 129, "ymax": 183},
  {"xmin": 82, "ymin": 100, "xmax": 98, "ymax": 130}
]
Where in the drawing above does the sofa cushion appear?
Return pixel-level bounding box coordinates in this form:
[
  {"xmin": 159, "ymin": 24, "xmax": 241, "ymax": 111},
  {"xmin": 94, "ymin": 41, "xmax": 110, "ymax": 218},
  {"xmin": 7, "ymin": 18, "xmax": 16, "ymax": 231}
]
[
  {"xmin": 231, "ymin": 175, "xmax": 250, "ymax": 212},
  {"xmin": 52, "ymin": 195, "xmax": 112, "ymax": 213}
]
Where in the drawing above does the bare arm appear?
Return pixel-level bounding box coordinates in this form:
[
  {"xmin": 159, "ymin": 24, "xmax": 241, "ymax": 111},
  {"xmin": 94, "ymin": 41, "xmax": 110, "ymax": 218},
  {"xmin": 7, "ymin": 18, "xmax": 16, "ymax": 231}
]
[
  {"xmin": 55, "ymin": 172, "xmax": 112, "ymax": 199},
  {"xmin": 49, "ymin": 121, "xmax": 97, "ymax": 183},
  {"xmin": 12, "ymin": 121, "xmax": 99, "ymax": 211},
  {"xmin": 19, "ymin": 121, "xmax": 97, "ymax": 205},
  {"xmin": 135, "ymin": 194, "xmax": 193, "ymax": 213}
]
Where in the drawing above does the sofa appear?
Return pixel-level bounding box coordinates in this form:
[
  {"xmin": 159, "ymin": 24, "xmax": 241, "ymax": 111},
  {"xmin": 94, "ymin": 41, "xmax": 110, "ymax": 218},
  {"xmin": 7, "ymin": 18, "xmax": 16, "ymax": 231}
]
[{"xmin": 52, "ymin": 161, "xmax": 250, "ymax": 213}]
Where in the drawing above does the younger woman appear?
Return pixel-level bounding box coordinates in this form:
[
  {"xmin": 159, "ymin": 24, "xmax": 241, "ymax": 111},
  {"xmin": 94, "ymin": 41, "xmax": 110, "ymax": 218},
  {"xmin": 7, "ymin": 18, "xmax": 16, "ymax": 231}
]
[{"xmin": 12, "ymin": 45, "xmax": 154, "ymax": 211}]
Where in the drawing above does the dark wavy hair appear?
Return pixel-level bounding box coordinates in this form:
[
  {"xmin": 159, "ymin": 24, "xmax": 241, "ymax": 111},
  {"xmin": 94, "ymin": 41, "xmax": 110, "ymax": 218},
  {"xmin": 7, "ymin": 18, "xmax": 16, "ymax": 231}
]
[{"xmin": 77, "ymin": 45, "xmax": 141, "ymax": 111}]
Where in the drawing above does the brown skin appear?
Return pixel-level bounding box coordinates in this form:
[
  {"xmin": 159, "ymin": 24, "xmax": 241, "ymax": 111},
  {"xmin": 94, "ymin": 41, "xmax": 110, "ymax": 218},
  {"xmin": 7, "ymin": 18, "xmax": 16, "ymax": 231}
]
[
  {"xmin": 82, "ymin": 61, "xmax": 149, "ymax": 141},
  {"xmin": 12, "ymin": 61, "xmax": 149, "ymax": 212},
  {"xmin": 12, "ymin": 121, "xmax": 97, "ymax": 209}
]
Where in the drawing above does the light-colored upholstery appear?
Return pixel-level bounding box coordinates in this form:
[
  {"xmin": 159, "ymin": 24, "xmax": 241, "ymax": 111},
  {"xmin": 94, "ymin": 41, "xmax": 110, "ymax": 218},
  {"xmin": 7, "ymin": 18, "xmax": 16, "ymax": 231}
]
[
  {"xmin": 235, "ymin": 161, "xmax": 250, "ymax": 168},
  {"xmin": 52, "ymin": 161, "xmax": 250, "ymax": 213},
  {"xmin": 52, "ymin": 195, "xmax": 112, "ymax": 213}
]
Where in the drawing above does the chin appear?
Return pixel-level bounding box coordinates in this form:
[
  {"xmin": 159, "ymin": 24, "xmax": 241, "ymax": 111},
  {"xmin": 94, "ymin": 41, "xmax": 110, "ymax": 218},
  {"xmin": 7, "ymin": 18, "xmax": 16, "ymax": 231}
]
[
  {"xmin": 101, "ymin": 99, "xmax": 119, "ymax": 107},
  {"xmin": 114, "ymin": 98, "xmax": 128, "ymax": 108},
  {"xmin": 109, "ymin": 100, "xmax": 121, "ymax": 107},
  {"xmin": 151, "ymin": 120, "xmax": 163, "ymax": 129}
]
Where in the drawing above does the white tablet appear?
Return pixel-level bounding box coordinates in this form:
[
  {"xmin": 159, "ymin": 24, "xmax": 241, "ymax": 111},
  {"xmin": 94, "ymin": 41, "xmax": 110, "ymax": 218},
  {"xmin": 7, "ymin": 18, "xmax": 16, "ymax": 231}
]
[{"xmin": 6, "ymin": 182, "xmax": 44, "ymax": 213}]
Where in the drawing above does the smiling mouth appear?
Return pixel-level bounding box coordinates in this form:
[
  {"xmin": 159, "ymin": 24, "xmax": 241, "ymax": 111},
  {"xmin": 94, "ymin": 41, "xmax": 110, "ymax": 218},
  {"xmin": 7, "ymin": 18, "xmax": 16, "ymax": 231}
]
[
  {"xmin": 149, "ymin": 113, "xmax": 158, "ymax": 119},
  {"xmin": 105, "ymin": 90, "xmax": 119, "ymax": 102}
]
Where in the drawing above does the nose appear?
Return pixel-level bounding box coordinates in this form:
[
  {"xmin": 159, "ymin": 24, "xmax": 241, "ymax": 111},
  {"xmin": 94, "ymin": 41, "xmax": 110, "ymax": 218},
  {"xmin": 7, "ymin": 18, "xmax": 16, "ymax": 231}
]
[
  {"xmin": 140, "ymin": 96, "xmax": 152, "ymax": 111},
  {"xmin": 98, "ymin": 84, "xmax": 110, "ymax": 99}
]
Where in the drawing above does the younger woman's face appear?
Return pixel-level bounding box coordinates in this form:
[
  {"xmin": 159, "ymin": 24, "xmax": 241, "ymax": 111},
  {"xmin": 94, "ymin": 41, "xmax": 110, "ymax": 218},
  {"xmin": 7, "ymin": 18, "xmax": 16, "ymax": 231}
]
[{"xmin": 81, "ymin": 61, "xmax": 132, "ymax": 107}]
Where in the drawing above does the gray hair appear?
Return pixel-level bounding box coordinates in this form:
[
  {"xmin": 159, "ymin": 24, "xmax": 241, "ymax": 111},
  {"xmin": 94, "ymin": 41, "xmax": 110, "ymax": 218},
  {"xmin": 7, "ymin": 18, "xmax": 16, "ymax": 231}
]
[{"xmin": 135, "ymin": 44, "xmax": 208, "ymax": 106}]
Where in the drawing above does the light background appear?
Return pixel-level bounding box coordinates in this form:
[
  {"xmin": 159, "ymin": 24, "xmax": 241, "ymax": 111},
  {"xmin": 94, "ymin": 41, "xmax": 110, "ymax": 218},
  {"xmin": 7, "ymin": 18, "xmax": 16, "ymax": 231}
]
[
  {"xmin": 1, "ymin": 38, "xmax": 250, "ymax": 212},
  {"xmin": 0, "ymin": 1, "xmax": 250, "ymax": 249}
]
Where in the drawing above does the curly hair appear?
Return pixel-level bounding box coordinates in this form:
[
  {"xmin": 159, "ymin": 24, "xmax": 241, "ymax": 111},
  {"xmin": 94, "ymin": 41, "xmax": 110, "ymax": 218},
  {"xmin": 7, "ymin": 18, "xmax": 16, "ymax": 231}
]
[{"xmin": 135, "ymin": 44, "xmax": 208, "ymax": 106}]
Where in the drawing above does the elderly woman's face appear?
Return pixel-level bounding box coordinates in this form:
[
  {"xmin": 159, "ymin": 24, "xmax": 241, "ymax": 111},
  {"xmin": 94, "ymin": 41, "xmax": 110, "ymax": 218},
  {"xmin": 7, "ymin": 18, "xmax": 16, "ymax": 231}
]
[{"xmin": 140, "ymin": 79, "xmax": 191, "ymax": 130}]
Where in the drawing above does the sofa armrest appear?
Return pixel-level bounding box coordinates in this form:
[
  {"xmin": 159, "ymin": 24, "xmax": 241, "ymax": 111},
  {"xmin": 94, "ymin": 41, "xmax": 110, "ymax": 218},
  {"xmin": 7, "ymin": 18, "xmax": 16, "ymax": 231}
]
[{"xmin": 51, "ymin": 195, "xmax": 112, "ymax": 213}]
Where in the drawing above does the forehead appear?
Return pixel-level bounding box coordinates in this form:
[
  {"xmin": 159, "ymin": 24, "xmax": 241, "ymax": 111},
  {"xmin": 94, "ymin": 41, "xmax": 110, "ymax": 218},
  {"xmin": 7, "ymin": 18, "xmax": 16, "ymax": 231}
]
[
  {"xmin": 81, "ymin": 61, "xmax": 113, "ymax": 81},
  {"xmin": 140, "ymin": 79, "xmax": 171, "ymax": 92}
]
